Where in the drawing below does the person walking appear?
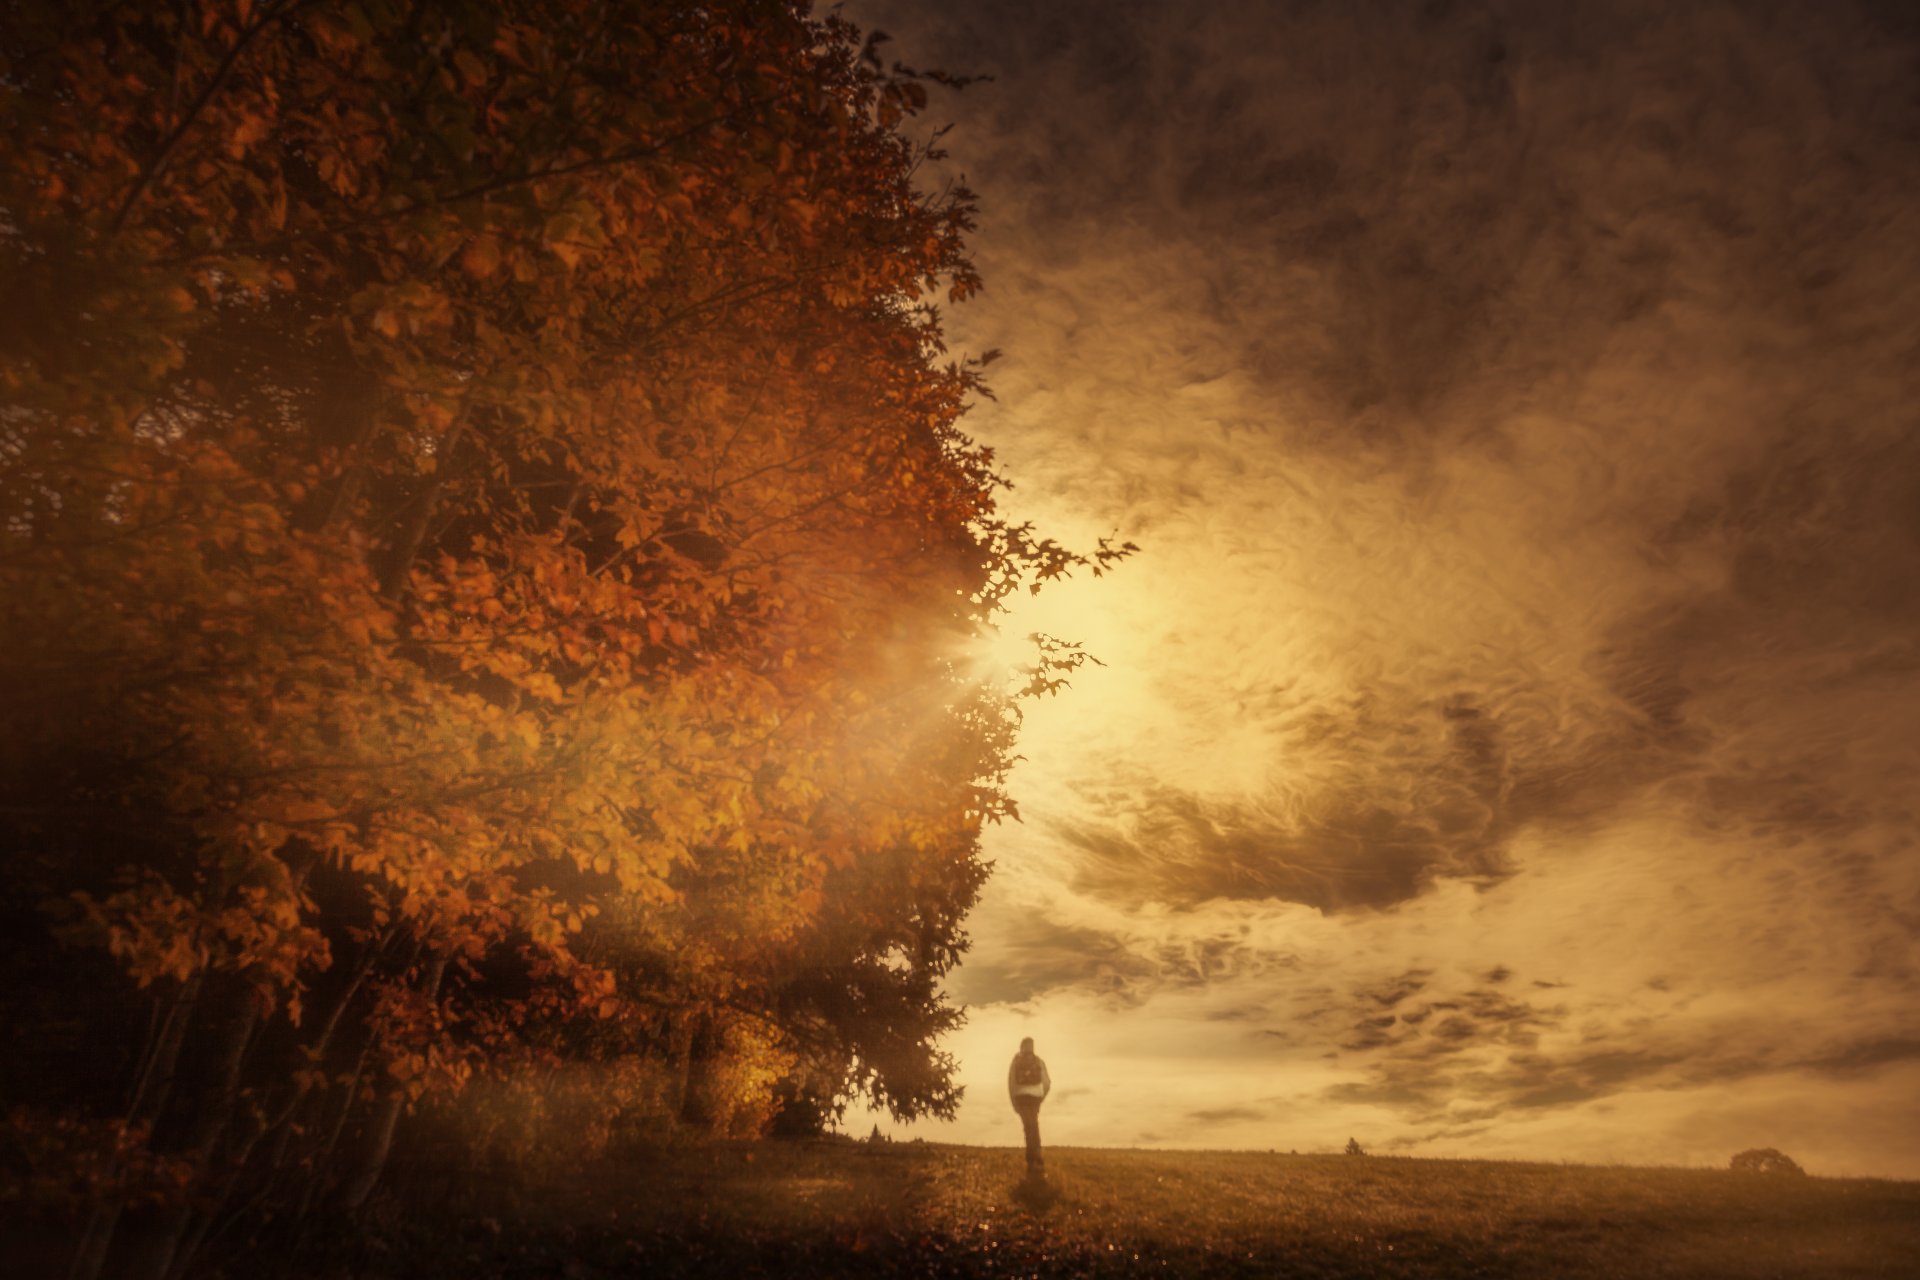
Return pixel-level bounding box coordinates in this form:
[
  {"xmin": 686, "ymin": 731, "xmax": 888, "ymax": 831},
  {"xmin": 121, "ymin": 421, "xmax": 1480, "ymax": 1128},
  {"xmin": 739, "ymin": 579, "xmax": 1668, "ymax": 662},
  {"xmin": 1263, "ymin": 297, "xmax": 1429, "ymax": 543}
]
[{"xmin": 1007, "ymin": 1036, "xmax": 1051, "ymax": 1174}]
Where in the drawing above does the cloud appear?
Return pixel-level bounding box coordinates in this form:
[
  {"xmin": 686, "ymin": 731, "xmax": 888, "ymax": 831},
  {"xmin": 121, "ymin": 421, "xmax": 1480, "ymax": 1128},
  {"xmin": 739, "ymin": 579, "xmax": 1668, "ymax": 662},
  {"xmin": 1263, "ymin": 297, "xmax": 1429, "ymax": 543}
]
[
  {"xmin": 1315, "ymin": 969, "xmax": 1920, "ymax": 1129},
  {"xmin": 1359, "ymin": 970, "xmax": 1434, "ymax": 1008},
  {"xmin": 845, "ymin": 0, "xmax": 1920, "ymax": 1175},
  {"xmin": 1804, "ymin": 1037, "xmax": 1920, "ymax": 1078},
  {"xmin": 1329, "ymin": 974, "xmax": 1565, "ymax": 1073},
  {"xmin": 1054, "ymin": 751, "xmax": 1517, "ymax": 912},
  {"xmin": 947, "ymin": 892, "xmax": 1299, "ymax": 1006},
  {"xmin": 947, "ymin": 907, "xmax": 1159, "ymax": 1005},
  {"xmin": 1325, "ymin": 1031, "xmax": 1920, "ymax": 1131}
]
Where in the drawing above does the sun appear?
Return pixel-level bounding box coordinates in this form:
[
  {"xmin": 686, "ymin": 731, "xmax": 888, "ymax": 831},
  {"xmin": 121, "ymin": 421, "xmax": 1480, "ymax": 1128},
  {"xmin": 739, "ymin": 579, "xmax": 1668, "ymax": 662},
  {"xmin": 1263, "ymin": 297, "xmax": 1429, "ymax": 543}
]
[{"xmin": 965, "ymin": 620, "xmax": 1046, "ymax": 692}]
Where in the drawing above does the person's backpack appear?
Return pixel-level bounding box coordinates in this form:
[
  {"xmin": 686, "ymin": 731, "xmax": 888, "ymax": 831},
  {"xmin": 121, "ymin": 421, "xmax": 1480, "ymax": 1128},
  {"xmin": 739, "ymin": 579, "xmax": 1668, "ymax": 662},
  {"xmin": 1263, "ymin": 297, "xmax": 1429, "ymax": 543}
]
[{"xmin": 1014, "ymin": 1054, "xmax": 1043, "ymax": 1087}]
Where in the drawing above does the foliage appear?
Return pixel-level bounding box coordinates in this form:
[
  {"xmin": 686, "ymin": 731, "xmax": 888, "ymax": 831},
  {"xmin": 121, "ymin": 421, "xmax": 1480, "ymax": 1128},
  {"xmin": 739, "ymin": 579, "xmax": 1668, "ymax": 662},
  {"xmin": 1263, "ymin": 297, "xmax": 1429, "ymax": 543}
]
[
  {"xmin": 0, "ymin": 1, "xmax": 1129, "ymax": 1274},
  {"xmin": 0, "ymin": 1109, "xmax": 193, "ymax": 1215}
]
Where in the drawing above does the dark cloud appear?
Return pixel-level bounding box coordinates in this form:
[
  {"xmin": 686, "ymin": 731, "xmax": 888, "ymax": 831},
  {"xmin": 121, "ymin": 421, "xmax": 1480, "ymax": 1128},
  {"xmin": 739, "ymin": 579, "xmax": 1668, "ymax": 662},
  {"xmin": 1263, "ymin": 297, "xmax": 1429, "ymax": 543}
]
[
  {"xmin": 1359, "ymin": 970, "xmax": 1433, "ymax": 1008},
  {"xmin": 1189, "ymin": 1105, "xmax": 1268, "ymax": 1125},
  {"xmin": 1325, "ymin": 1030, "xmax": 1920, "ymax": 1127},
  {"xmin": 1333, "ymin": 979, "xmax": 1562, "ymax": 1060},
  {"xmin": 1341, "ymin": 1015, "xmax": 1402, "ymax": 1053},
  {"xmin": 885, "ymin": 0, "xmax": 1920, "ymax": 441},
  {"xmin": 948, "ymin": 911, "xmax": 1158, "ymax": 1005},
  {"xmin": 950, "ymin": 907, "xmax": 1297, "ymax": 1006},
  {"xmin": 1147, "ymin": 933, "xmax": 1293, "ymax": 987},
  {"xmin": 1325, "ymin": 1044, "xmax": 1671, "ymax": 1122},
  {"xmin": 1201, "ymin": 1005, "xmax": 1267, "ymax": 1022},
  {"xmin": 1804, "ymin": 1037, "xmax": 1920, "ymax": 1078},
  {"xmin": 1056, "ymin": 757, "xmax": 1515, "ymax": 912}
]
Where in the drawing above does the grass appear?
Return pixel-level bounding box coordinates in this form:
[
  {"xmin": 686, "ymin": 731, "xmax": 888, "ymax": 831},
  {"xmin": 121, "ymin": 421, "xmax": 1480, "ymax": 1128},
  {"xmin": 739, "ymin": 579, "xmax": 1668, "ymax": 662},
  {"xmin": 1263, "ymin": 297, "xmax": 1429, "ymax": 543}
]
[{"xmin": 315, "ymin": 1140, "xmax": 1919, "ymax": 1278}]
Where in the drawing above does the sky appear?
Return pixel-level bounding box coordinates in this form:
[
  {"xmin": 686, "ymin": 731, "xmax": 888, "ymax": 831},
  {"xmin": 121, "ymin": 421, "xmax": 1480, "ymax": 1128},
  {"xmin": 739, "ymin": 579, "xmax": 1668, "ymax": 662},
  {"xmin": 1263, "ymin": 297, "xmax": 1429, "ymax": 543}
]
[{"xmin": 843, "ymin": 0, "xmax": 1920, "ymax": 1178}]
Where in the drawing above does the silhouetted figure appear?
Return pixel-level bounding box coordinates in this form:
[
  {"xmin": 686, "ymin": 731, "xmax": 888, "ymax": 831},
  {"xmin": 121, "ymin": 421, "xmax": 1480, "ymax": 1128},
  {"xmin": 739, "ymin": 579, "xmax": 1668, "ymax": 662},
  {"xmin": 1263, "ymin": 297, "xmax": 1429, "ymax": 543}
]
[{"xmin": 1007, "ymin": 1036, "xmax": 1052, "ymax": 1173}]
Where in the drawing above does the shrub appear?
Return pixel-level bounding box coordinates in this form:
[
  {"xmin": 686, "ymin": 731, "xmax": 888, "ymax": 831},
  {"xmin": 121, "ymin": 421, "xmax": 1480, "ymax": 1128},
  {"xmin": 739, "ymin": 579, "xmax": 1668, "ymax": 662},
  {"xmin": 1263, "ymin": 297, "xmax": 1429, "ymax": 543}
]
[{"xmin": 1730, "ymin": 1147, "xmax": 1805, "ymax": 1175}]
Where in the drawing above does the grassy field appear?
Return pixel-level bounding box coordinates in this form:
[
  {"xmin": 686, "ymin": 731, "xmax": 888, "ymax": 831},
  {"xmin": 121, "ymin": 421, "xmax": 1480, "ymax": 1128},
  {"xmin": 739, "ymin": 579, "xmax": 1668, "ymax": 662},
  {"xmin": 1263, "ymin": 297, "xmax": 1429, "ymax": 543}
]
[{"xmin": 312, "ymin": 1139, "xmax": 1920, "ymax": 1279}]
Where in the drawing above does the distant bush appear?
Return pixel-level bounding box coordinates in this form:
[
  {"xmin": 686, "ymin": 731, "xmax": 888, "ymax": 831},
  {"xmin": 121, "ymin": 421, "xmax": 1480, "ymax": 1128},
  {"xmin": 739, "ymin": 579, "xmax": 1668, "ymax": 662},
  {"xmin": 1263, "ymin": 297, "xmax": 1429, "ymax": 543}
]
[
  {"xmin": 1345, "ymin": 1137, "xmax": 1366, "ymax": 1156},
  {"xmin": 1730, "ymin": 1148, "xmax": 1805, "ymax": 1175}
]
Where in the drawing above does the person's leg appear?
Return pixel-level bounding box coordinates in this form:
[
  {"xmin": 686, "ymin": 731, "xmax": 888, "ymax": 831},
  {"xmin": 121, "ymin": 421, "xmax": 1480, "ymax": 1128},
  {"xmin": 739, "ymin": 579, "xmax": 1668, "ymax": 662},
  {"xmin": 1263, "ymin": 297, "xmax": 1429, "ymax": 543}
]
[{"xmin": 1018, "ymin": 1098, "xmax": 1043, "ymax": 1170}]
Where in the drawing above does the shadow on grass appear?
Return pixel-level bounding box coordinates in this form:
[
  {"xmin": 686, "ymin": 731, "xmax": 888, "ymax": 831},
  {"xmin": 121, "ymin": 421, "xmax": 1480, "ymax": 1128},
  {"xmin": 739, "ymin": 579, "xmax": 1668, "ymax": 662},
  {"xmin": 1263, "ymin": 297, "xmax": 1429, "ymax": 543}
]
[{"xmin": 1012, "ymin": 1169, "xmax": 1065, "ymax": 1215}]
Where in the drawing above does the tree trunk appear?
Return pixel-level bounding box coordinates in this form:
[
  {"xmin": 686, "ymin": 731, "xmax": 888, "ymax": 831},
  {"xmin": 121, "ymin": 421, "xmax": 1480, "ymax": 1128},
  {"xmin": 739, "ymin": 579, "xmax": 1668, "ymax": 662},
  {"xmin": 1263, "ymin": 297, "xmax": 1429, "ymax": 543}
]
[
  {"xmin": 334, "ymin": 953, "xmax": 447, "ymax": 1212},
  {"xmin": 377, "ymin": 425, "xmax": 466, "ymax": 597},
  {"xmin": 667, "ymin": 1008, "xmax": 694, "ymax": 1125},
  {"xmin": 676, "ymin": 1009, "xmax": 718, "ymax": 1134},
  {"xmin": 289, "ymin": 1034, "xmax": 373, "ymax": 1244},
  {"xmin": 65, "ymin": 1204, "xmax": 123, "ymax": 1280},
  {"xmin": 66, "ymin": 973, "xmax": 206, "ymax": 1280},
  {"xmin": 142, "ymin": 853, "xmax": 322, "ymax": 1280},
  {"xmin": 128, "ymin": 973, "xmax": 203, "ymax": 1126},
  {"xmin": 131, "ymin": 990, "xmax": 262, "ymax": 1280}
]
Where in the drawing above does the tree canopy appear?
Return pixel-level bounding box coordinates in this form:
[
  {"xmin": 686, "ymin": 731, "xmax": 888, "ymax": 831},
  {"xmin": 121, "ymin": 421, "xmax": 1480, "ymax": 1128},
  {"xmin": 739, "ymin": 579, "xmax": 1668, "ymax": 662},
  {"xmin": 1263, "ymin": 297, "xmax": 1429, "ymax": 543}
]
[{"xmin": 0, "ymin": 2, "xmax": 1128, "ymax": 1275}]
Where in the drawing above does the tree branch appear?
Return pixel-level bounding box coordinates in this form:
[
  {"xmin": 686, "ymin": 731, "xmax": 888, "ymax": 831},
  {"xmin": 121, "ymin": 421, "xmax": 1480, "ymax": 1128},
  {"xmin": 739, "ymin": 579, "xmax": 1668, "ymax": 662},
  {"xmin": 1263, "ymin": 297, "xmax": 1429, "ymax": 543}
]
[{"xmin": 110, "ymin": 0, "xmax": 304, "ymax": 234}]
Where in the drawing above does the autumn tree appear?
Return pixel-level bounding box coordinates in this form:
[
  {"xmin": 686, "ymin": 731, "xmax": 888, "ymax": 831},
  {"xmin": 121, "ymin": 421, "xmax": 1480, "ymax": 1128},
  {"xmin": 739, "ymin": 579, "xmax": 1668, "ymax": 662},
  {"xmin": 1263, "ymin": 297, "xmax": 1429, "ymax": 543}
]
[{"xmin": 0, "ymin": 2, "xmax": 1128, "ymax": 1276}]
